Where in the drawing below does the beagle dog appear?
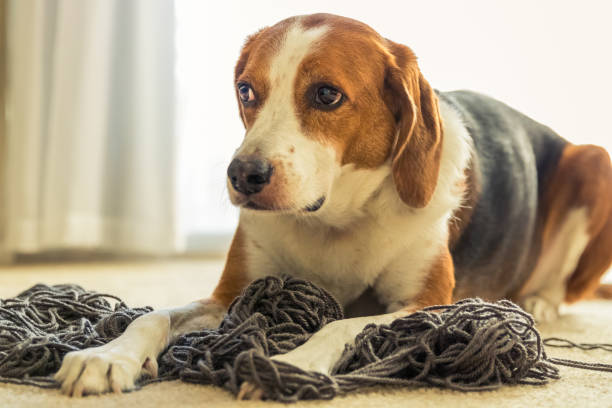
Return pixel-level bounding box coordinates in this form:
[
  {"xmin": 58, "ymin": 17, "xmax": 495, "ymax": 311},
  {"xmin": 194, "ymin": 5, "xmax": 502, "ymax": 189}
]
[{"xmin": 55, "ymin": 13, "xmax": 612, "ymax": 397}]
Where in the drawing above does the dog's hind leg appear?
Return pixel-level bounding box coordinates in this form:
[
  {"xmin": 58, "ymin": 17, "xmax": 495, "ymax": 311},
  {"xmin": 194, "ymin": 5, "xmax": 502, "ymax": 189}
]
[{"xmin": 519, "ymin": 144, "xmax": 612, "ymax": 322}]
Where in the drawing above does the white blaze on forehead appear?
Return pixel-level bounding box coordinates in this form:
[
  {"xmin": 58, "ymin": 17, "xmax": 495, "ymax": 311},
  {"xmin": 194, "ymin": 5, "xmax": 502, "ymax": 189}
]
[
  {"xmin": 243, "ymin": 22, "xmax": 329, "ymax": 152},
  {"xmin": 269, "ymin": 22, "xmax": 328, "ymax": 93}
]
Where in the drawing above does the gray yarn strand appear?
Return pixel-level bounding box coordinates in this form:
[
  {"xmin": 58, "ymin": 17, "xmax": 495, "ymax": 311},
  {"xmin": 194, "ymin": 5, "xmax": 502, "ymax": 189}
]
[{"xmin": 544, "ymin": 337, "xmax": 612, "ymax": 352}]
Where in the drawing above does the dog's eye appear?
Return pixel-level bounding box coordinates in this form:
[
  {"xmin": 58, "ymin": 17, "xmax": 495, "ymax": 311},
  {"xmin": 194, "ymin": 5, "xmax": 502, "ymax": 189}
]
[
  {"xmin": 237, "ymin": 83, "xmax": 255, "ymax": 104},
  {"xmin": 315, "ymin": 86, "xmax": 343, "ymax": 107}
]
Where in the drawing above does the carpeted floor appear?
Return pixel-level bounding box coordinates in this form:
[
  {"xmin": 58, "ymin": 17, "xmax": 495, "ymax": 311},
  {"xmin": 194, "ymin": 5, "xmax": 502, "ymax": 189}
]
[{"xmin": 1, "ymin": 259, "xmax": 611, "ymax": 408}]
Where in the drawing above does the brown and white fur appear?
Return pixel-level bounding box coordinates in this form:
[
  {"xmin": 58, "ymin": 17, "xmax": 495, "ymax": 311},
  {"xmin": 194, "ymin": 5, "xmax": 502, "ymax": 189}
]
[{"xmin": 55, "ymin": 14, "xmax": 612, "ymax": 397}]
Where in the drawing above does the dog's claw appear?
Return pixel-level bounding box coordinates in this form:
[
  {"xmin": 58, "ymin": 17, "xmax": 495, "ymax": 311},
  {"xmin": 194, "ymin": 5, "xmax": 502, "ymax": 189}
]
[{"xmin": 238, "ymin": 382, "xmax": 265, "ymax": 400}]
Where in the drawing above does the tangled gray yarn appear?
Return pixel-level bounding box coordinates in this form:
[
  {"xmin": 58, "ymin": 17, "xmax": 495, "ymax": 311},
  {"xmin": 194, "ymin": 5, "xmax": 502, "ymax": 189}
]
[
  {"xmin": 1, "ymin": 277, "xmax": 611, "ymax": 402},
  {"xmin": 0, "ymin": 277, "xmax": 342, "ymax": 393},
  {"xmin": 150, "ymin": 276, "xmax": 344, "ymax": 392},
  {"xmin": 0, "ymin": 284, "xmax": 152, "ymax": 387}
]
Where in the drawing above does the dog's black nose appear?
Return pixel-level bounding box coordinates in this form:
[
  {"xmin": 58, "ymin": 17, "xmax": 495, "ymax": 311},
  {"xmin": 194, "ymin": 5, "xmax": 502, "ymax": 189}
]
[{"xmin": 227, "ymin": 156, "xmax": 274, "ymax": 195}]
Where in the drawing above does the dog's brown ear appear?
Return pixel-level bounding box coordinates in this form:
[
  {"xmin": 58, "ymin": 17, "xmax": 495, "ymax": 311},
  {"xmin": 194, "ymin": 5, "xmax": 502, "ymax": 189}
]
[{"xmin": 384, "ymin": 40, "xmax": 443, "ymax": 208}]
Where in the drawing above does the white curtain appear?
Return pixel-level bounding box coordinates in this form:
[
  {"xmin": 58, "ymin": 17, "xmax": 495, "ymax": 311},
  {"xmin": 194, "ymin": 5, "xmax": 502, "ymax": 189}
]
[{"xmin": 1, "ymin": 0, "xmax": 176, "ymax": 255}]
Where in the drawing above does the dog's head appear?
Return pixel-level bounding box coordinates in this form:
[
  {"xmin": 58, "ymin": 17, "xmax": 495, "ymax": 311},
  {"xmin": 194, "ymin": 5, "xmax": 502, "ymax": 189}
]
[{"xmin": 227, "ymin": 14, "xmax": 443, "ymax": 216}]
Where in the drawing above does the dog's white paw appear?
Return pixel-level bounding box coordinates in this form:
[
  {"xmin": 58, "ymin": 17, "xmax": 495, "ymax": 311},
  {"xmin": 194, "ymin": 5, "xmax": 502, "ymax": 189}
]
[
  {"xmin": 521, "ymin": 295, "xmax": 560, "ymax": 323},
  {"xmin": 54, "ymin": 346, "xmax": 156, "ymax": 397}
]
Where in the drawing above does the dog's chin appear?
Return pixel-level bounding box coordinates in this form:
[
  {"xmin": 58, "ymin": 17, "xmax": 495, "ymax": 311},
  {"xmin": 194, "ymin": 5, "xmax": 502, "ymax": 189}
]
[{"xmin": 236, "ymin": 196, "xmax": 326, "ymax": 214}]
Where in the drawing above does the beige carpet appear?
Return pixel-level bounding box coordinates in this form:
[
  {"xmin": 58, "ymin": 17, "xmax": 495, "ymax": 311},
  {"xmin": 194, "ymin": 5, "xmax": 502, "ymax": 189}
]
[{"xmin": 1, "ymin": 259, "xmax": 611, "ymax": 408}]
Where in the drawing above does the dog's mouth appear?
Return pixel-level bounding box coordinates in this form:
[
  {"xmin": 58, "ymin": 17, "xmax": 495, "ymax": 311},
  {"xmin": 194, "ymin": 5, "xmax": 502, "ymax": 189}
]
[
  {"xmin": 304, "ymin": 196, "xmax": 326, "ymax": 212},
  {"xmin": 243, "ymin": 201, "xmax": 267, "ymax": 211},
  {"xmin": 242, "ymin": 196, "xmax": 326, "ymax": 213}
]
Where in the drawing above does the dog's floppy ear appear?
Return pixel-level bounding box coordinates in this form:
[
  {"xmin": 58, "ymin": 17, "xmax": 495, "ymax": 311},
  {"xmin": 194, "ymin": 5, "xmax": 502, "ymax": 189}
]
[{"xmin": 383, "ymin": 40, "xmax": 443, "ymax": 208}]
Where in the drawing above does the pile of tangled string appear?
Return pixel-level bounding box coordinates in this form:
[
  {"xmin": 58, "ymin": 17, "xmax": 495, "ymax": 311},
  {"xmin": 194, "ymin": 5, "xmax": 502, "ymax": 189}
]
[{"xmin": 1, "ymin": 277, "xmax": 611, "ymax": 402}]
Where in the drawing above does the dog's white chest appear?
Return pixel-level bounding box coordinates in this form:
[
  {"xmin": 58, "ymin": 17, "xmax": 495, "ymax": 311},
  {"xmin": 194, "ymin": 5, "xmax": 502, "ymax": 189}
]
[{"xmin": 243, "ymin": 216, "xmax": 398, "ymax": 305}]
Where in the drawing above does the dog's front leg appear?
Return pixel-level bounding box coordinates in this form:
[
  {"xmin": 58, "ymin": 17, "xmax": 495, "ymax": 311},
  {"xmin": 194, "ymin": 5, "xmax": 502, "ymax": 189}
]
[
  {"xmin": 55, "ymin": 228, "xmax": 250, "ymax": 397},
  {"xmin": 272, "ymin": 311, "xmax": 405, "ymax": 373},
  {"xmin": 237, "ymin": 309, "xmax": 409, "ymax": 400},
  {"xmin": 54, "ymin": 299, "xmax": 226, "ymax": 396}
]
